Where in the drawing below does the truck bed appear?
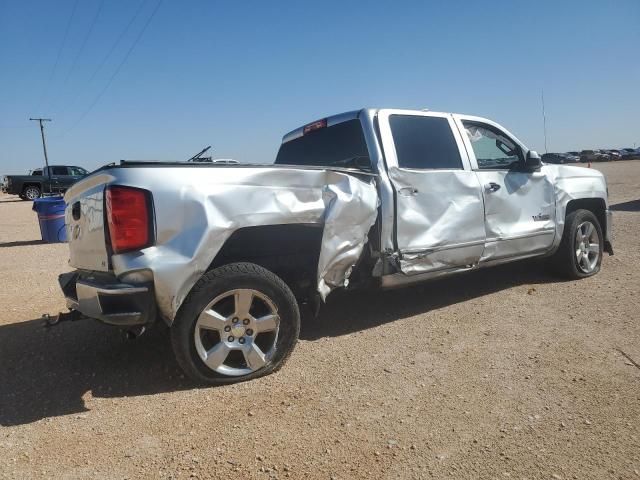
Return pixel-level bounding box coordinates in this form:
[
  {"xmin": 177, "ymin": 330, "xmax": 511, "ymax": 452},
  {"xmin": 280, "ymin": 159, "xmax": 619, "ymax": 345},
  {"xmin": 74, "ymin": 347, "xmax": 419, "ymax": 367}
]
[{"xmin": 64, "ymin": 161, "xmax": 379, "ymax": 320}]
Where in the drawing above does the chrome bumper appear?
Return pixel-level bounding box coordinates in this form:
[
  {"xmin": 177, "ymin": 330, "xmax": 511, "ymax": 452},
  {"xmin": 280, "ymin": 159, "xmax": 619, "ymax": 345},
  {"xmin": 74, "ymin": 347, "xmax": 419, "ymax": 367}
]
[{"xmin": 59, "ymin": 271, "xmax": 156, "ymax": 326}]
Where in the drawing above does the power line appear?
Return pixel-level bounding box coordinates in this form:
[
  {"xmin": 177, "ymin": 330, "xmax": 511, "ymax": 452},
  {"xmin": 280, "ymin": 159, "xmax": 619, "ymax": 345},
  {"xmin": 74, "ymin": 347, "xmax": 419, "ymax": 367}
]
[
  {"xmin": 57, "ymin": 0, "xmax": 149, "ymax": 119},
  {"xmin": 60, "ymin": 0, "xmax": 164, "ymax": 137},
  {"xmin": 61, "ymin": 0, "xmax": 106, "ymax": 89},
  {"xmin": 33, "ymin": 0, "xmax": 80, "ymax": 113}
]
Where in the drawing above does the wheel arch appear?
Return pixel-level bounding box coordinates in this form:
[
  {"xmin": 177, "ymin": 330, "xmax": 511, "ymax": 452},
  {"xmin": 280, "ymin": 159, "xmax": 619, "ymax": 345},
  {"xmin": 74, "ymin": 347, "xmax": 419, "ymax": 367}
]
[
  {"xmin": 564, "ymin": 197, "xmax": 612, "ymax": 254},
  {"xmin": 565, "ymin": 198, "xmax": 606, "ymax": 229},
  {"xmin": 207, "ymin": 223, "xmax": 325, "ymax": 299},
  {"xmin": 22, "ymin": 182, "xmax": 42, "ymax": 192}
]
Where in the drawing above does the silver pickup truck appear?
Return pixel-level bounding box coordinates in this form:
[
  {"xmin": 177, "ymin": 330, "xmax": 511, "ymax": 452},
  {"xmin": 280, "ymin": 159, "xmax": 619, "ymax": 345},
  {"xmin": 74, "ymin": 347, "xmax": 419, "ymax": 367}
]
[{"xmin": 59, "ymin": 108, "xmax": 613, "ymax": 384}]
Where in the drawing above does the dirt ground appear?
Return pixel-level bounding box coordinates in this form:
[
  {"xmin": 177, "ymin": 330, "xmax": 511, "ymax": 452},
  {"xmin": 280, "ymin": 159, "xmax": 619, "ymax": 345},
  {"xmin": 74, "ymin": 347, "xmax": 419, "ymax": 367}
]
[{"xmin": 1, "ymin": 161, "xmax": 639, "ymax": 480}]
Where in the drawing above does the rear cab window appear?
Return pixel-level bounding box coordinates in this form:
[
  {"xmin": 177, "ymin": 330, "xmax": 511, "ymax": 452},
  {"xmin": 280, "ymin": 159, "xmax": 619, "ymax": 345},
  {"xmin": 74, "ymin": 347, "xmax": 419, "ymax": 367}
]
[{"xmin": 274, "ymin": 119, "xmax": 370, "ymax": 170}]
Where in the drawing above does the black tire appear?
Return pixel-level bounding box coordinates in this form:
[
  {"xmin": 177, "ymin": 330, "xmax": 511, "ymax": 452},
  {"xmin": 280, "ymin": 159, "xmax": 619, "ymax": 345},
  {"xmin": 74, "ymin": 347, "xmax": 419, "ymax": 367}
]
[
  {"xmin": 171, "ymin": 262, "xmax": 300, "ymax": 385},
  {"xmin": 19, "ymin": 195, "xmax": 27, "ymax": 200},
  {"xmin": 551, "ymin": 209, "xmax": 603, "ymax": 279},
  {"xmin": 22, "ymin": 185, "xmax": 41, "ymax": 200}
]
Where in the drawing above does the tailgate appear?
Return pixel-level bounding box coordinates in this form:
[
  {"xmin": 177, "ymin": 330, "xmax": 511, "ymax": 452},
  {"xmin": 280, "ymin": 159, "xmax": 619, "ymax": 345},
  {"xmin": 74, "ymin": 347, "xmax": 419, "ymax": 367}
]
[{"xmin": 64, "ymin": 174, "xmax": 111, "ymax": 271}]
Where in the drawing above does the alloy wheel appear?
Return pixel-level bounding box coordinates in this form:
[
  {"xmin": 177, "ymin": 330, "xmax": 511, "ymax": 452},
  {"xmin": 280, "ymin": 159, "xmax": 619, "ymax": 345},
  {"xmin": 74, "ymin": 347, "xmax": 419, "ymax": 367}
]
[
  {"xmin": 575, "ymin": 221, "xmax": 599, "ymax": 273},
  {"xmin": 193, "ymin": 288, "xmax": 280, "ymax": 376},
  {"xmin": 24, "ymin": 187, "xmax": 40, "ymax": 200}
]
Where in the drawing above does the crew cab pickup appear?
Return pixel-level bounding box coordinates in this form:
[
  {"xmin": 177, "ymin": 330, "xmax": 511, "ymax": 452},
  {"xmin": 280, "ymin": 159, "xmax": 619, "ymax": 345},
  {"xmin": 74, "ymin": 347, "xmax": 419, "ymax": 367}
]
[
  {"xmin": 3, "ymin": 165, "xmax": 88, "ymax": 200},
  {"xmin": 59, "ymin": 108, "xmax": 613, "ymax": 384}
]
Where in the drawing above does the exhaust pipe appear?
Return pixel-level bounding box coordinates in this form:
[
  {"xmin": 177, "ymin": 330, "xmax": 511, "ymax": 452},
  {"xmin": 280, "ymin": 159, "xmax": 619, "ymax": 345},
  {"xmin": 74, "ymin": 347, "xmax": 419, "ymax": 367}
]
[{"xmin": 124, "ymin": 326, "xmax": 146, "ymax": 340}]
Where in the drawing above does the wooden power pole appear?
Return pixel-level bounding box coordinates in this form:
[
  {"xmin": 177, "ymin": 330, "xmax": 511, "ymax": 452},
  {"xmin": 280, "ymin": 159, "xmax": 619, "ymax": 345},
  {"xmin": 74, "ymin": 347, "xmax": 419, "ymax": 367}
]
[{"xmin": 29, "ymin": 117, "xmax": 52, "ymax": 173}]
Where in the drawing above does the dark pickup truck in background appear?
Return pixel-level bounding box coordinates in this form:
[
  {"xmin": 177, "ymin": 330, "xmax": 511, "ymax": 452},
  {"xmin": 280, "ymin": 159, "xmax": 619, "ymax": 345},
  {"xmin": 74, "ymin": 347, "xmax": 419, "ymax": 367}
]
[{"xmin": 2, "ymin": 165, "xmax": 88, "ymax": 200}]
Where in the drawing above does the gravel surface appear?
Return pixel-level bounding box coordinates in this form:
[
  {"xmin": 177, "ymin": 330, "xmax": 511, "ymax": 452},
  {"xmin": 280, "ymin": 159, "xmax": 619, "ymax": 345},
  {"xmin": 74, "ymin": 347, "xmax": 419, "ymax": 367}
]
[{"xmin": 1, "ymin": 161, "xmax": 639, "ymax": 479}]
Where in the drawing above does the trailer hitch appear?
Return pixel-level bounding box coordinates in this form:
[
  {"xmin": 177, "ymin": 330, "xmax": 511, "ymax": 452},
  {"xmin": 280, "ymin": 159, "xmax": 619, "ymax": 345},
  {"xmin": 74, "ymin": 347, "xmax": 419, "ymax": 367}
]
[{"xmin": 42, "ymin": 309, "xmax": 85, "ymax": 327}]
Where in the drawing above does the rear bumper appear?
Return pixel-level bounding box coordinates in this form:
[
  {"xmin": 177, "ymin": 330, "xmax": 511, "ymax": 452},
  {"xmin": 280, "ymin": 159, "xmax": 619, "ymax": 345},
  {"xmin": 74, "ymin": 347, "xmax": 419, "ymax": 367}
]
[{"xmin": 58, "ymin": 271, "xmax": 156, "ymax": 326}]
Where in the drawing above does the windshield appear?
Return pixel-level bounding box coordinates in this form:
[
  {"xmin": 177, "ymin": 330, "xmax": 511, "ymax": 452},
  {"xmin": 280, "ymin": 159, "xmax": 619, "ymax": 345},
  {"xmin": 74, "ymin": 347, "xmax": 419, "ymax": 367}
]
[{"xmin": 274, "ymin": 119, "xmax": 370, "ymax": 169}]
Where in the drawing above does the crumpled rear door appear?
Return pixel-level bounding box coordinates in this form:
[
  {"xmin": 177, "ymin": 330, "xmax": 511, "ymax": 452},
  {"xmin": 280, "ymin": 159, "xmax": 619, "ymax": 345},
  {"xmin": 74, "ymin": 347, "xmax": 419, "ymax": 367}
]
[{"xmin": 377, "ymin": 110, "xmax": 486, "ymax": 275}]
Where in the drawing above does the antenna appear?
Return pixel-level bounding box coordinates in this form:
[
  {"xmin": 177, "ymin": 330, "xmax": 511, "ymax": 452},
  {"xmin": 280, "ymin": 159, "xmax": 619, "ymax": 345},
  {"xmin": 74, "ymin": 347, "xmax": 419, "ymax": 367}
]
[
  {"xmin": 541, "ymin": 89, "xmax": 548, "ymax": 153},
  {"xmin": 187, "ymin": 145, "xmax": 212, "ymax": 162}
]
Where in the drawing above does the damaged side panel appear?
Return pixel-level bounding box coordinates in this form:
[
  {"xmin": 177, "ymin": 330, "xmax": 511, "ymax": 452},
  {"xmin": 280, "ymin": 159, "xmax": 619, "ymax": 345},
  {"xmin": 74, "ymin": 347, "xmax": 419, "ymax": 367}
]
[
  {"xmin": 98, "ymin": 167, "xmax": 379, "ymax": 322},
  {"xmin": 317, "ymin": 171, "xmax": 380, "ymax": 298},
  {"xmin": 389, "ymin": 168, "xmax": 486, "ymax": 274},
  {"xmin": 543, "ymin": 164, "xmax": 609, "ymax": 250}
]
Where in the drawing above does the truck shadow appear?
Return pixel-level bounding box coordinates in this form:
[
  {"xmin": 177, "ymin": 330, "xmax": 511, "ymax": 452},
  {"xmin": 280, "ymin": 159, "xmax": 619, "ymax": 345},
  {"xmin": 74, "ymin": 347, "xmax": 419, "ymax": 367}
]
[
  {"xmin": 1, "ymin": 259, "xmax": 561, "ymax": 426},
  {"xmin": 0, "ymin": 239, "xmax": 45, "ymax": 248},
  {"xmin": 302, "ymin": 259, "xmax": 561, "ymax": 340},
  {"xmin": 0, "ymin": 319, "xmax": 190, "ymax": 427},
  {"xmin": 610, "ymin": 199, "xmax": 640, "ymax": 212}
]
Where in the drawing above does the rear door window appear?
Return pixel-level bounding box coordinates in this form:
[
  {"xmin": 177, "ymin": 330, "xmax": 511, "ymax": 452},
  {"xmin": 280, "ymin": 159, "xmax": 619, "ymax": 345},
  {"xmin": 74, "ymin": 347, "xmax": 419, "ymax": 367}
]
[
  {"xmin": 51, "ymin": 167, "xmax": 69, "ymax": 175},
  {"xmin": 389, "ymin": 115, "xmax": 462, "ymax": 169}
]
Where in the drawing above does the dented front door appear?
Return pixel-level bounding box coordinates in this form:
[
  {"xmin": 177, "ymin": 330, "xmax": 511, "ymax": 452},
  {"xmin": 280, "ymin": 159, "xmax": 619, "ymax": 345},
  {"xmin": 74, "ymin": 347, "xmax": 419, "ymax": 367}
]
[{"xmin": 455, "ymin": 116, "xmax": 556, "ymax": 262}]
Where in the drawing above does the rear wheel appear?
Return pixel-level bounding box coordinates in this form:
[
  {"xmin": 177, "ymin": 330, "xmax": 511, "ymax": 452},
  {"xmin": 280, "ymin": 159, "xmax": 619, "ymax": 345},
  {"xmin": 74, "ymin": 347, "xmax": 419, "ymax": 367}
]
[
  {"xmin": 551, "ymin": 209, "xmax": 603, "ymax": 279},
  {"xmin": 171, "ymin": 262, "xmax": 300, "ymax": 385},
  {"xmin": 23, "ymin": 186, "xmax": 41, "ymax": 200}
]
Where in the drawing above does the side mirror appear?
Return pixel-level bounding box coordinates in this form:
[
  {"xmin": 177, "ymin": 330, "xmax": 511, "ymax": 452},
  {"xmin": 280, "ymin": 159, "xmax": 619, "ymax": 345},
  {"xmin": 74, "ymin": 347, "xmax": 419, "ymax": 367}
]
[{"xmin": 525, "ymin": 150, "xmax": 542, "ymax": 170}]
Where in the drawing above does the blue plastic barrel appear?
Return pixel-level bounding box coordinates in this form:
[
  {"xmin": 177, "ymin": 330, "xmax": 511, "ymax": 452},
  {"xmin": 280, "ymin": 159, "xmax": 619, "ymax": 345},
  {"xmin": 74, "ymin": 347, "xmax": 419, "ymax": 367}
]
[{"xmin": 32, "ymin": 196, "xmax": 67, "ymax": 243}]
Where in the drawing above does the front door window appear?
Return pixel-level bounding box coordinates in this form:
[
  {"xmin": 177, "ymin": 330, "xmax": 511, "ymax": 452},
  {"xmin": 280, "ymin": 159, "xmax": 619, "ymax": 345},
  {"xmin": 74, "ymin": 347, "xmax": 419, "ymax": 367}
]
[{"xmin": 463, "ymin": 122, "xmax": 522, "ymax": 170}]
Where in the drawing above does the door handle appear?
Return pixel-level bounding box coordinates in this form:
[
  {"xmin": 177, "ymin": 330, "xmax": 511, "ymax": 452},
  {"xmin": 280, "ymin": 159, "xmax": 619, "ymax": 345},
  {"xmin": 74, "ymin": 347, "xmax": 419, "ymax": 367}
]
[
  {"xmin": 398, "ymin": 187, "xmax": 419, "ymax": 196},
  {"xmin": 485, "ymin": 182, "xmax": 501, "ymax": 192}
]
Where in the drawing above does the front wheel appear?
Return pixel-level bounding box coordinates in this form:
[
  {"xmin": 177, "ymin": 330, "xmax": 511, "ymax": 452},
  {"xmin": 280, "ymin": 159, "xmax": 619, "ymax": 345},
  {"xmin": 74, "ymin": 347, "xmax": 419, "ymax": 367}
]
[
  {"xmin": 551, "ymin": 209, "xmax": 603, "ymax": 279},
  {"xmin": 171, "ymin": 263, "xmax": 300, "ymax": 385}
]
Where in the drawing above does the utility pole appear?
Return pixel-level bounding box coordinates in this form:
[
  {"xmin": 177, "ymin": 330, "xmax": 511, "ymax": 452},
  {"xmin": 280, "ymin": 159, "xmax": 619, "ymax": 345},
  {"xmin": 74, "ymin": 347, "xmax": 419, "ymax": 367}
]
[
  {"xmin": 541, "ymin": 89, "xmax": 548, "ymax": 154},
  {"xmin": 29, "ymin": 118, "xmax": 52, "ymax": 194},
  {"xmin": 29, "ymin": 118, "xmax": 52, "ymax": 172}
]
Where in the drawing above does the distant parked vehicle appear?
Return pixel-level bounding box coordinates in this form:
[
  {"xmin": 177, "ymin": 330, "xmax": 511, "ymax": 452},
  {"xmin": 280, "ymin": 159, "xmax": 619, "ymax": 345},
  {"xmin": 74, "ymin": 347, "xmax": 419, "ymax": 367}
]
[
  {"xmin": 2, "ymin": 165, "xmax": 88, "ymax": 200},
  {"xmin": 212, "ymin": 159, "xmax": 240, "ymax": 164},
  {"xmin": 542, "ymin": 153, "xmax": 571, "ymax": 164},
  {"xmin": 563, "ymin": 152, "xmax": 580, "ymax": 162},
  {"xmin": 603, "ymin": 150, "xmax": 622, "ymax": 160},
  {"xmin": 580, "ymin": 150, "xmax": 611, "ymax": 163},
  {"xmin": 621, "ymin": 148, "xmax": 640, "ymax": 160},
  {"xmin": 596, "ymin": 150, "xmax": 613, "ymax": 161}
]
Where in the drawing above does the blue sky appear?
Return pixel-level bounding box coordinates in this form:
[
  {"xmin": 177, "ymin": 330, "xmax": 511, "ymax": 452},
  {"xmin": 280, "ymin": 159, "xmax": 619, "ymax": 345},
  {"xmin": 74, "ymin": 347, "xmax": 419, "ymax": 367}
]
[{"xmin": 1, "ymin": 0, "xmax": 639, "ymax": 174}]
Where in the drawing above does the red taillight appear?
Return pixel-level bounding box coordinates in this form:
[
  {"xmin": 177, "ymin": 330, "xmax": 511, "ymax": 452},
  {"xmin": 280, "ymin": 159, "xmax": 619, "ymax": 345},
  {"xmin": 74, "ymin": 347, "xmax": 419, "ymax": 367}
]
[{"xmin": 106, "ymin": 186, "xmax": 152, "ymax": 253}]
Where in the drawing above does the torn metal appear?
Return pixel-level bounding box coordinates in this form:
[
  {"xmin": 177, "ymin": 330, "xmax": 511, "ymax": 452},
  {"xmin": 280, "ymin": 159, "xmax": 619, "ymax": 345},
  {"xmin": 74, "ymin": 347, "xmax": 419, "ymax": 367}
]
[{"xmin": 316, "ymin": 171, "xmax": 379, "ymax": 299}]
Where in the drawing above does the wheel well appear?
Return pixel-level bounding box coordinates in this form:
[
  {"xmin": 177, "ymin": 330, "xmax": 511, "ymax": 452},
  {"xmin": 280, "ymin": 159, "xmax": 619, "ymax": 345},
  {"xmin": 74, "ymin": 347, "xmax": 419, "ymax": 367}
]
[
  {"xmin": 566, "ymin": 198, "xmax": 606, "ymax": 229},
  {"xmin": 209, "ymin": 224, "xmax": 323, "ymax": 298},
  {"xmin": 22, "ymin": 183, "xmax": 41, "ymax": 192}
]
